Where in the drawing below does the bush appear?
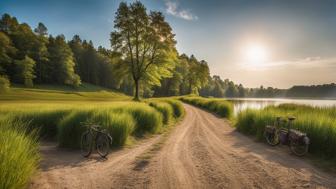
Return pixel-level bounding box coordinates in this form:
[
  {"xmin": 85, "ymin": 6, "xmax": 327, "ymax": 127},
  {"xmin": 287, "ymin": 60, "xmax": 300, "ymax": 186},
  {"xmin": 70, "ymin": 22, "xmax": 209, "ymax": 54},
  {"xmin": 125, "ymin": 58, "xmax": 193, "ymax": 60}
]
[
  {"xmin": 0, "ymin": 75, "xmax": 10, "ymax": 93},
  {"xmin": 0, "ymin": 119, "xmax": 40, "ymax": 189},
  {"xmin": 181, "ymin": 97, "xmax": 233, "ymax": 118}
]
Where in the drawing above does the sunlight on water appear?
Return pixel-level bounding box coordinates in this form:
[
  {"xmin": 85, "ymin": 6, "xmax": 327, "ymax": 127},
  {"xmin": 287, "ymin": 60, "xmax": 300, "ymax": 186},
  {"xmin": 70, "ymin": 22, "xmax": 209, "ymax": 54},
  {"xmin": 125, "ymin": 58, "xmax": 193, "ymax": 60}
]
[{"xmin": 227, "ymin": 98, "xmax": 336, "ymax": 115}]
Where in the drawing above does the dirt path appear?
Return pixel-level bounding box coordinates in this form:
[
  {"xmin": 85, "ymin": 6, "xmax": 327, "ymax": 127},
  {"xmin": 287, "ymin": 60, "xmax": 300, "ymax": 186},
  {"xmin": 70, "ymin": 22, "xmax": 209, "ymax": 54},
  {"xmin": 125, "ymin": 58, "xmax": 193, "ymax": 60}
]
[{"xmin": 30, "ymin": 104, "xmax": 336, "ymax": 189}]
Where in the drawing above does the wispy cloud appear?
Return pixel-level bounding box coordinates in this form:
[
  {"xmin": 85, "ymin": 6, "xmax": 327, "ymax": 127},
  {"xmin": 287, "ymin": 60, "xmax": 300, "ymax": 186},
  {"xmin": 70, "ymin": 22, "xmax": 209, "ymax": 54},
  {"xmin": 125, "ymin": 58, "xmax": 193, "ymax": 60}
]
[
  {"xmin": 165, "ymin": 1, "xmax": 198, "ymax": 21},
  {"xmin": 240, "ymin": 57, "xmax": 336, "ymax": 70}
]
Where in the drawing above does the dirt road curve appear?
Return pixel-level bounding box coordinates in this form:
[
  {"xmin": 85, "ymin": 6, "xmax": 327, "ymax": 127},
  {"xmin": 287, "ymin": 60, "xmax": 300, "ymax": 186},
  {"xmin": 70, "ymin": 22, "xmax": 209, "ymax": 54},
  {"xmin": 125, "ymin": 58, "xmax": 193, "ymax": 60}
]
[{"xmin": 30, "ymin": 104, "xmax": 336, "ymax": 189}]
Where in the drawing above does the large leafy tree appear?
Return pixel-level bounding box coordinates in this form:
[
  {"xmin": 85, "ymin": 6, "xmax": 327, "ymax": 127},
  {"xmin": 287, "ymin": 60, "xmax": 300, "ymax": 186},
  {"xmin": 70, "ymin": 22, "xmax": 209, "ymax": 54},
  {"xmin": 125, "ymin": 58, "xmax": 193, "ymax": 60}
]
[{"xmin": 111, "ymin": 1, "xmax": 177, "ymax": 100}]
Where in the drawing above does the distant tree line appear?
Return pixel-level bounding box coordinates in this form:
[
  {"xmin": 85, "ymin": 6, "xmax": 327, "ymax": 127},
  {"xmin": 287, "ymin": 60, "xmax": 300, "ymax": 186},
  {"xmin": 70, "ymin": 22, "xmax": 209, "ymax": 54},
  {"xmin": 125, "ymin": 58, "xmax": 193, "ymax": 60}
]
[
  {"xmin": 199, "ymin": 75, "xmax": 336, "ymax": 98},
  {"xmin": 286, "ymin": 84, "xmax": 336, "ymax": 98}
]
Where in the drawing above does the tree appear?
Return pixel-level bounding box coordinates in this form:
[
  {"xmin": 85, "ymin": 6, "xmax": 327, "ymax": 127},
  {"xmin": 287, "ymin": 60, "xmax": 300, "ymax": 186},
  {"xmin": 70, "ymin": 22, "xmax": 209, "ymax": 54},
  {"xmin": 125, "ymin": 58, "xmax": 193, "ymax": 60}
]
[
  {"xmin": 33, "ymin": 23, "xmax": 49, "ymax": 83},
  {"xmin": 225, "ymin": 81, "xmax": 238, "ymax": 97},
  {"xmin": 184, "ymin": 56, "xmax": 209, "ymax": 94},
  {"xmin": 0, "ymin": 32, "xmax": 16, "ymax": 76},
  {"xmin": 14, "ymin": 56, "xmax": 35, "ymax": 87},
  {"xmin": 68, "ymin": 35, "xmax": 84, "ymax": 76},
  {"xmin": 47, "ymin": 35, "xmax": 80, "ymax": 87},
  {"xmin": 34, "ymin": 22, "xmax": 48, "ymax": 36},
  {"xmin": 111, "ymin": 1, "xmax": 177, "ymax": 100},
  {"xmin": 238, "ymin": 84, "xmax": 245, "ymax": 97}
]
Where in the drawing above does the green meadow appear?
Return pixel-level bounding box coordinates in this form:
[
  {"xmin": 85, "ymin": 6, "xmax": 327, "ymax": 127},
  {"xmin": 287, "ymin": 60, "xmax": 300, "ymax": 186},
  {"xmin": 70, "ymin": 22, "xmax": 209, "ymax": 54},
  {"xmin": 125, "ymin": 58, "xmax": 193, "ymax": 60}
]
[{"xmin": 0, "ymin": 85, "xmax": 184, "ymax": 188}]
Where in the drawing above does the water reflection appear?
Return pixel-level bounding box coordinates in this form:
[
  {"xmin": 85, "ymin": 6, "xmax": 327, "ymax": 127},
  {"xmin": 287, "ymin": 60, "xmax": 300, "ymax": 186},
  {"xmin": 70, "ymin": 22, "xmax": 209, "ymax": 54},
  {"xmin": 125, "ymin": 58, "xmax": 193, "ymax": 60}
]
[{"xmin": 227, "ymin": 98, "xmax": 336, "ymax": 115}]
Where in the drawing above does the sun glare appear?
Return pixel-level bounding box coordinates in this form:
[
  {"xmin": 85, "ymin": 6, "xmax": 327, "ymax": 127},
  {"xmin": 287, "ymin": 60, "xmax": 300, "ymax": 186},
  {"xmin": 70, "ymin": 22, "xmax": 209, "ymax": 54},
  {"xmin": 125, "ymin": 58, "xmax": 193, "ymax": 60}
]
[{"xmin": 243, "ymin": 43, "xmax": 269, "ymax": 66}]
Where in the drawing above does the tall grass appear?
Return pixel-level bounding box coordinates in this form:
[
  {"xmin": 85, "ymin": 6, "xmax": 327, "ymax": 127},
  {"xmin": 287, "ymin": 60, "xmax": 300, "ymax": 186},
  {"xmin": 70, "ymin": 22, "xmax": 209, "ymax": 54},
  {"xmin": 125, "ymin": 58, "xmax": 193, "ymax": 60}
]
[
  {"xmin": 236, "ymin": 104, "xmax": 336, "ymax": 158},
  {"xmin": 180, "ymin": 96, "xmax": 233, "ymax": 118},
  {"xmin": 149, "ymin": 101, "xmax": 174, "ymax": 124},
  {"xmin": 91, "ymin": 111, "xmax": 135, "ymax": 146},
  {"xmin": 121, "ymin": 105, "xmax": 163, "ymax": 135},
  {"xmin": 164, "ymin": 99, "xmax": 185, "ymax": 118},
  {"xmin": 0, "ymin": 118, "xmax": 40, "ymax": 189},
  {"xmin": 1, "ymin": 101, "xmax": 184, "ymax": 149},
  {"xmin": 57, "ymin": 104, "xmax": 163, "ymax": 148},
  {"xmin": 58, "ymin": 109, "xmax": 94, "ymax": 148},
  {"xmin": 2, "ymin": 109, "xmax": 70, "ymax": 138}
]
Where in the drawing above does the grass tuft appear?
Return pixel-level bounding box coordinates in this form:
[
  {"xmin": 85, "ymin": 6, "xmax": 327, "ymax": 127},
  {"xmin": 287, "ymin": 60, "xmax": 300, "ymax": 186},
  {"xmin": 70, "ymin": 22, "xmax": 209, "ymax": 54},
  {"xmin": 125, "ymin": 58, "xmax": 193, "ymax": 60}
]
[
  {"xmin": 180, "ymin": 96, "xmax": 233, "ymax": 118},
  {"xmin": 0, "ymin": 118, "xmax": 40, "ymax": 189},
  {"xmin": 149, "ymin": 101, "xmax": 174, "ymax": 125}
]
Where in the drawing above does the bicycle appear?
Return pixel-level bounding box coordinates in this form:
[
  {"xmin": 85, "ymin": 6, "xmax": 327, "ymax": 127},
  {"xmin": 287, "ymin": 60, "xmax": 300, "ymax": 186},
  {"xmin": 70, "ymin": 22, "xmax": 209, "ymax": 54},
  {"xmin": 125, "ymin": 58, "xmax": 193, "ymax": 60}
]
[
  {"xmin": 81, "ymin": 123, "xmax": 113, "ymax": 158},
  {"xmin": 264, "ymin": 116, "xmax": 310, "ymax": 156}
]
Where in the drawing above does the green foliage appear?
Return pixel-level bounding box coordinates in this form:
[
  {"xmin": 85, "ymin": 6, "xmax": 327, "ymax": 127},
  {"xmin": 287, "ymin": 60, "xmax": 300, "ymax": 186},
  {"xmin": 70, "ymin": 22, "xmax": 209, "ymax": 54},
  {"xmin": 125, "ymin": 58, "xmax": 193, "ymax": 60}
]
[
  {"xmin": 0, "ymin": 118, "xmax": 40, "ymax": 189},
  {"xmin": 181, "ymin": 96, "xmax": 233, "ymax": 118},
  {"xmin": 236, "ymin": 104, "xmax": 336, "ymax": 158},
  {"xmin": 111, "ymin": 1, "xmax": 178, "ymax": 100},
  {"xmin": 0, "ymin": 75, "xmax": 10, "ymax": 93},
  {"xmin": 14, "ymin": 56, "xmax": 36, "ymax": 87},
  {"xmin": 153, "ymin": 54, "xmax": 210, "ymax": 97},
  {"xmin": 47, "ymin": 35, "xmax": 81, "ymax": 87},
  {"xmin": 0, "ymin": 31, "xmax": 16, "ymax": 75}
]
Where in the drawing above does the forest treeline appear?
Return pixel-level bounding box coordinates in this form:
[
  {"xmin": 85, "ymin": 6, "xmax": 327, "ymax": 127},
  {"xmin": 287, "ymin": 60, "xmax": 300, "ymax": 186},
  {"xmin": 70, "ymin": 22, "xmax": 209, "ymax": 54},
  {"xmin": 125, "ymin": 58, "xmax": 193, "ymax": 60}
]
[{"xmin": 0, "ymin": 2, "xmax": 335, "ymax": 98}]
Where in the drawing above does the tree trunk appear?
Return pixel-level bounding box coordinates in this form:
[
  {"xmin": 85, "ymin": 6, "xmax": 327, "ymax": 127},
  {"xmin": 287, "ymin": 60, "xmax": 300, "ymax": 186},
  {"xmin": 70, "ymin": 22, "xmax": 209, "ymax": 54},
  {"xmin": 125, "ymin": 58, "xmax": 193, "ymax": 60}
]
[{"xmin": 133, "ymin": 78, "xmax": 140, "ymax": 101}]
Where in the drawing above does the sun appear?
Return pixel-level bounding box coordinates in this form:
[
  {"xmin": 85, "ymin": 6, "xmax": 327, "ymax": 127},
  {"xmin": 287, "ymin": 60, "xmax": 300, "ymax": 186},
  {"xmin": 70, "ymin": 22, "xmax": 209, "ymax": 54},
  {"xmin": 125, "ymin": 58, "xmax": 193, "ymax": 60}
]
[{"xmin": 243, "ymin": 43, "xmax": 269, "ymax": 66}]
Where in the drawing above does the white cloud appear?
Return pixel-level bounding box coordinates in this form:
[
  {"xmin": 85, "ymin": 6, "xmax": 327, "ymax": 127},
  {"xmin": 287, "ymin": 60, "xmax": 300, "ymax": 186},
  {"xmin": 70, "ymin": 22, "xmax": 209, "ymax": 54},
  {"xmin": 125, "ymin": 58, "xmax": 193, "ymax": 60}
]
[{"xmin": 165, "ymin": 1, "xmax": 198, "ymax": 21}]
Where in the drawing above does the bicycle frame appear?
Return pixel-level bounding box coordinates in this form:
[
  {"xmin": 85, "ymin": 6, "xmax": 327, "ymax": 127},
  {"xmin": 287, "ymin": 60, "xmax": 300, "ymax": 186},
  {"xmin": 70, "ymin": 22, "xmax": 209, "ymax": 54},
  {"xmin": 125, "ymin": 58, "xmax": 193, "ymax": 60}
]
[{"xmin": 88, "ymin": 125, "xmax": 113, "ymax": 145}]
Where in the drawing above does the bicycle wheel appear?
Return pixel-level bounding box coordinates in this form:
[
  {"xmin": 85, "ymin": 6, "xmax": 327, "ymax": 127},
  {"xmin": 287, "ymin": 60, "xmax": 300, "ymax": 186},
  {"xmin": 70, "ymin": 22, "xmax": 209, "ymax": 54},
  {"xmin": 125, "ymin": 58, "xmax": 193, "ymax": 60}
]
[
  {"xmin": 290, "ymin": 137, "xmax": 309, "ymax": 156},
  {"xmin": 264, "ymin": 130, "xmax": 280, "ymax": 146},
  {"xmin": 96, "ymin": 133, "xmax": 111, "ymax": 158},
  {"xmin": 81, "ymin": 131, "xmax": 93, "ymax": 157}
]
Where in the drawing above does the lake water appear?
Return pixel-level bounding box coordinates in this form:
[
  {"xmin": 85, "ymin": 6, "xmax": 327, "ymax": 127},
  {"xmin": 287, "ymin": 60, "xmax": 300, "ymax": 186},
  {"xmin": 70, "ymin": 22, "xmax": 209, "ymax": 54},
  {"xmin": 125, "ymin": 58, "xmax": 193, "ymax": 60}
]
[{"xmin": 227, "ymin": 98, "xmax": 336, "ymax": 115}]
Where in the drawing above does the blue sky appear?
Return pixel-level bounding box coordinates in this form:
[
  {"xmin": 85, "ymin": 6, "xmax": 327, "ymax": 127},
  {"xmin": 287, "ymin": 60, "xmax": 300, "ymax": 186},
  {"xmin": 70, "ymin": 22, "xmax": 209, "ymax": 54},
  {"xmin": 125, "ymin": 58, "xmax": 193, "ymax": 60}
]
[{"xmin": 1, "ymin": 0, "xmax": 336, "ymax": 88}]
